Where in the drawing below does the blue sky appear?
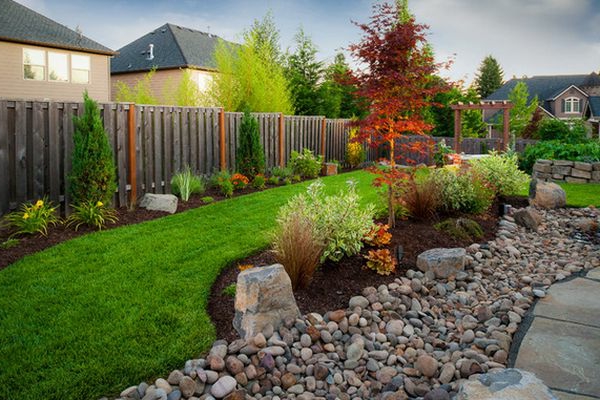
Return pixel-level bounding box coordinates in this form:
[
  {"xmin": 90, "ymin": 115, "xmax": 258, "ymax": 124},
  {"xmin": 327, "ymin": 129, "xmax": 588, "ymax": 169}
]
[{"xmin": 18, "ymin": 0, "xmax": 600, "ymax": 83}]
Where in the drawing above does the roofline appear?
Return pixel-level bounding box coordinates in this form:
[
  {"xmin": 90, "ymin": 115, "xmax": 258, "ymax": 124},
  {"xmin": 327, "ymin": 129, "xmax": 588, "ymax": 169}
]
[
  {"xmin": 538, "ymin": 105, "xmax": 556, "ymax": 119},
  {"xmin": 0, "ymin": 36, "xmax": 117, "ymax": 56},
  {"xmin": 549, "ymin": 84, "xmax": 589, "ymax": 101},
  {"xmin": 111, "ymin": 65, "xmax": 218, "ymax": 75}
]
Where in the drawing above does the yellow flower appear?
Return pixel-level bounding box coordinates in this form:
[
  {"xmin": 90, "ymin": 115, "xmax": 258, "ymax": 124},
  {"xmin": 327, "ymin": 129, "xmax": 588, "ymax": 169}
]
[
  {"xmin": 23, "ymin": 213, "xmax": 29, "ymax": 219},
  {"xmin": 96, "ymin": 201, "xmax": 104, "ymax": 207},
  {"xmin": 35, "ymin": 200, "xmax": 44, "ymax": 208}
]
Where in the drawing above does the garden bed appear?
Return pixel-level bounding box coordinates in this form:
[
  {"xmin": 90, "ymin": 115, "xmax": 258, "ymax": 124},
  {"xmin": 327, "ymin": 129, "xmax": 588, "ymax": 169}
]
[{"xmin": 209, "ymin": 209, "xmax": 501, "ymax": 343}]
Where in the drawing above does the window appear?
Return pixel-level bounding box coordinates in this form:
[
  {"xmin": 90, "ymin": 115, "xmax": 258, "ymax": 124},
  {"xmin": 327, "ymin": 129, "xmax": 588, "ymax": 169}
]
[
  {"xmin": 72, "ymin": 55, "xmax": 90, "ymax": 84},
  {"xmin": 23, "ymin": 48, "xmax": 45, "ymax": 80},
  {"xmin": 564, "ymin": 97, "xmax": 581, "ymax": 114},
  {"xmin": 48, "ymin": 52, "xmax": 69, "ymax": 82}
]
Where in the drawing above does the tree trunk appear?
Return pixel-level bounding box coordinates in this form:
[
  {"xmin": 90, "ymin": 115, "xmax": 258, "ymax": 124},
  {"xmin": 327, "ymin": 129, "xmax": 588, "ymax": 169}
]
[{"xmin": 388, "ymin": 139, "xmax": 396, "ymax": 227}]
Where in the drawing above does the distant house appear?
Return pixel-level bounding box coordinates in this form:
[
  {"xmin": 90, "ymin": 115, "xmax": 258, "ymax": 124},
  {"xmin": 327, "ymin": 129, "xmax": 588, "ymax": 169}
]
[
  {"xmin": 111, "ymin": 23, "xmax": 236, "ymax": 103},
  {"xmin": 484, "ymin": 72, "xmax": 600, "ymax": 137},
  {"xmin": 0, "ymin": 0, "xmax": 116, "ymax": 102}
]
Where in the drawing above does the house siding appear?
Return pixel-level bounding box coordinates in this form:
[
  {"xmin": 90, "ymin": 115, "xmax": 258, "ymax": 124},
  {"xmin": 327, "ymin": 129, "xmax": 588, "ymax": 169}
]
[
  {"xmin": 0, "ymin": 41, "xmax": 111, "ymax": 102},
  {"xmin": 552, "ymin": 86, "xmax": 588, "ymax": 119}
]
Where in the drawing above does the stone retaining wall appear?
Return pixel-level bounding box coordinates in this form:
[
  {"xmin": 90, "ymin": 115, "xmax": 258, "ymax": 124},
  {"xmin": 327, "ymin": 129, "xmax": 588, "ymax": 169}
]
[{"xmin": 532, "ymin": 159, "xmax": 600, "ymax": 184}]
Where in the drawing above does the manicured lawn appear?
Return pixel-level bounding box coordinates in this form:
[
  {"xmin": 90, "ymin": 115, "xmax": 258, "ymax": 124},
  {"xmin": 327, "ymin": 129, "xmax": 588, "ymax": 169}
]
[
  {"xmin": 517, "ymin": 181, "xmax": 600, "ymax": 207},
  {"xmin": 0, "ymin": 171, "xmax": 379, "ymax": 400}
]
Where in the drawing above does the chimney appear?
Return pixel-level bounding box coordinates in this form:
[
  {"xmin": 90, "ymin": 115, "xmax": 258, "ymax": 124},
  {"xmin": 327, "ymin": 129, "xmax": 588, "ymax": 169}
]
[{"xmin": 147, "ymin": 44, "xmax": 154, "ymax": 60}]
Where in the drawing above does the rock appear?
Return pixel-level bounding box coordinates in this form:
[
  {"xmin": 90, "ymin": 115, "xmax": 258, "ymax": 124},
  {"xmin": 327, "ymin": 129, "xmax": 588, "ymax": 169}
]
[
  {"xmin": 281, "ymin": 372, "xmax": 297, "ymax": 389},
  {"xmin": 167, "ymin": 370, "xmax": 183, "ymax": 386},
  {"xmin": 139, "ymin": 193, "xmax": 178, "ymax": 214},
  {"xmin": 457, "ymin": 368, "xmax": 557, "ymax": 399},
  {"xmin": 166, "ymin": 389, "xmax": 181, "ymax": 400},
  {"xmin": 120, "ymin": 386, "xmax": 139, "ymax": 398},
  {"xmin": 211, "ymin": 376, "xmax": 237, "ymax": 399},
  {"xmin": 530, "ymin": 181, "xmax": 566, "ymax": 209},
  {"xmin": 225, "ymin": 356, "xmax": 244, "ymax": 375},
  {"xmin": 349, "ymin": 296, "xmax": 369, "ymax": 309},
  {"xmin": 415, "ymin": 355, "xmax": 438, "ymax": 378},
  {"xmin": 314, "ymin": 363, "xmax": 329, "ymax": 380},
  {"xmin": 386, "ymin": 320, "xmax": 405, "ymax": 336},
  {"xmin": 347, "ymin": 341, "xmax": 364, "ymax": 361},
  {"xmin": 328, "ymin": 309, "xmax": 345, "ymax": 322},
  {"xmin": 514, "ymin": 208, "xmax": 543, "ymax": 231},
  {"xmin": 179, "ymin": 376, "xmax": 196, "ymax": 398},
  {"xmin": 155, "ymin": 378, "xmax": 172, "ymax": 394},
  {"xmin": 416, "ymin": 248, "xmax": 466, "ymax": 279},
  {"xmin": 439, "ymin": 363, "xmax": 455, "ymax": 384},
  {"xmin": 224, "ymin": 390, "xmax": 246, "ymax": 400},
  {"xmin": 424, "ymin": 388, "xmax": 450, "ymax": 400},
  {"xmin": 233, "ymin": 264, "xmax": 300, "ymax": 339}
]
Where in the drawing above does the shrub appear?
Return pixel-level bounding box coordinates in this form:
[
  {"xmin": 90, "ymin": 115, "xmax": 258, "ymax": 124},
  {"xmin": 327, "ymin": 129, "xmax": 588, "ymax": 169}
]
[
  {"xmin": 346, "ymin": 128, "xmax": 366, "ymax": 168},
  {"xmin": 222, "ymin": 283, "xmax": 237, "ymax": 297},
  {"xmin": 3, "ymin": 198, "xmax": 59, "ymax": 237},
  {"xmin": 470, "ymin": 152, "xmax": 530, "ymax": 197},
  {"xmin": 363, "ymin": 223, "xmax": 392, "ymax": 247},
  {"xmin": 434, "ymin": 218, "xmax": 483, "ymax": 241},
  {"xmin": 201, "ymin": 196, "xmax": 214, "ymax": 204},
  {"xmin": 267, "ymin": 176, "xmax": 280, "ymax": 185},
  {"xmin": 66, "ymin": 201, "xmax": 118, "ymax": 230},
  {"xmin": 230, "ymin": 173, "xmax": 249, "ymax": 190},
  {"xmin": 171, "ymin": 166, "xmax": 205, "ymax": 201},
  {"xmin": 270, "ymin": 166, "xmax": 293, "ymax": 180},
  {"xmin": 537, "ymin": 118, "xmax": 587, "ymax": 142},
  {"xmin": 289, "ymin": 148, "xmax": 323, "ymax": 178},
  {"xmin": 292, "ymin": 174, "xmax": 302, "ymax": 183},
  {"xmin": 209, "ymin": 170, "xmax": 231, "ymax": 189},
  {"xmin": 433, "ymin": 139, "xmax": 453, "ymax": 167},
  {"xmin": 397, "ymin": 174, "xmax": 439, "ymax": 220},
  {"xmin": 69, "ymin": 91, "xmax": 117, "ymax": 206},
  {"xmin": 283, "ymin": 177, "xmax": 292, "ymax": 185},
  {"xmin": 252, "ymin": 174, "xmax": 266, "ymax": 189},
  {"xmin": 220, "ymin": 179, "xmax": 234, "ymax": 198},
  {"xmin": 278, "ymin": 180, "xmax": 375, "ymax": 262},
  {"xmin": 364, "ymin": 249, "xmax": 396, "ymax": 275},
  {"xmin": 272, "ymin": 207, "xmax": 324, "ymax": 290},
  {"xmin": 431, "ymin": 166, "xmax": 494, "ymax": 214},
  {"xmin": 236, "ymin": 110, "xmax": 265, "ymax": 178},
  {"xmin": 520, "ymin": 140, "xmax": 600, "ymax": 173}
]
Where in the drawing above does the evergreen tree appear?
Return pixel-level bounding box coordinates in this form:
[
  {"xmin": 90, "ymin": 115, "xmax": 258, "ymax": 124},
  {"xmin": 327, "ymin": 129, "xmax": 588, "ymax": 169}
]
[
  {"xmin": 244, "ymin": 11, "xmax": 282, "ymax": 65},
  {"xmin": 285, "ymin": 28, "xmax": 324, "ymax": 116},
  {"xmin": 236, "ymin": 110, "xmax": 265, "ymax": 178},
  {"xmin": 474, "ymin": 55, "xmax": 504, "ymax": 98},
  {"xmin": 497, "ymin": 81, "xmax": 538, "ymax": 137},
  {"xmin": 69, "ymin": 91, "xmax": 117, "ymax": 205}
]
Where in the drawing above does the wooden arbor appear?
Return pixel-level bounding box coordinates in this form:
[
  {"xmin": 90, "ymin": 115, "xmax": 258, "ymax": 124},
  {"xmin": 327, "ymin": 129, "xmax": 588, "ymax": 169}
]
[{"xmin": 450, "ymin": 101, "xmax": 513, "ymax": 153}]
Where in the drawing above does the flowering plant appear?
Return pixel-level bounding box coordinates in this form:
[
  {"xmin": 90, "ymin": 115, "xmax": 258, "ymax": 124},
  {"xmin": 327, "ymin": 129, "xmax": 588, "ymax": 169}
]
[
  {"xmin": 66, "ymin": 201, "xmax": 118, "ymax": 230},
  {"xmin": 230, "ymin": 173, "xmax": 249, "ymax": 190},
  {"xmin": 3, "ymin": 197, "xmax": 60, "ymax": 236},
  {"xmin": 363, "ymin": 223, "xmax": 392, "ymax": 247}
]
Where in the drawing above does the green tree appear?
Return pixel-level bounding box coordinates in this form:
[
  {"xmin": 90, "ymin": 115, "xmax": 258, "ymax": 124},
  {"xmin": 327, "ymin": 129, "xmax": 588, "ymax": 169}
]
[
  {"xmin": 429, "ymin": 84, "xmax": 486, "ymax": 137},
  {"xmin": 497, "ymin": 81, "xmax": 538, "ymax": 137},
  {"xmin": 69, "ymin": 92, "xmax": 117, "ymax": 206},
  {"xmin": 115, "ymin": 68, "xmax": 158, "ymax": 104},
  {"xmin": 320, "ymin": 53, "xmax": 368, "ymax": 119},
  {"xmin": 285, "ymin": 28, "xmax": 324, "ymax": 116},
  {"xmin": 236, "ymin": 110, "xmax": 265, "ymax": 178},
  {"xmin": 474, "ymin": 55, "xmax": 504, "ymax": 98},
  {"xmin": 167, "ymin": 69, "xmax": 202, "ymax": 106},
  {"xmin": 244, "ymin": 10, "xmax": 282, "ymax": 65}
]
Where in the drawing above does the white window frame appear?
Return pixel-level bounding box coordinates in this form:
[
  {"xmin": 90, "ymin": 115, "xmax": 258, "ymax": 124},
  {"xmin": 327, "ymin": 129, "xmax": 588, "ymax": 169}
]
[
  {"xmin": 48, "ymin": 51, "xmax": 69, "ymax": 83},
  {"xmin": 71, "ymin": 54, "xmax": 91, "ymax": 84},
  {"xmin": 564, "ymin": 97, "xmax": 580, "ymax": 114},
  {"xmin": 23, "ymin": 48, "xmax": 46, "ymax": 81}
]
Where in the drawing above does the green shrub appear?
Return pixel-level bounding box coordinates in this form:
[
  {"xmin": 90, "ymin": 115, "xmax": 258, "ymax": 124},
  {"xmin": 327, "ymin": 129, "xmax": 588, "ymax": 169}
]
[
  {"xmin": 431, "ymin": 166, "xmax": 494, "ymax": 214},
  {"xmin": 346, "ymin": 128, "xmax": 366, "ymax": 168},
  {"xmin": 433, "ymin": 139, "xmax": 453, "ymax": 167},
  {"xmin": 171, "ymin": 166, "xmax": 205, "ymax": 201},
  {"xmin": 434, "ymin": 218, "xmax": 483, "ymax": 241},
  {"xmin": 201, "ymin": 196, "xmax": 214, "ymax": 204},
  {"xmin": 220, "ymin": 180, "xmax": 234, "ymax": 198},
  {"xmin": 520, "ymin": 140, "xmax": 600, "ymax": 173},
  {"xmin": 252, "ymin": 174, "xmax": 266, "ymax": 189},
  {"xmin": 270, "ymin": 166, "xmax": 293, "ymax": 180},
  {"xmin": 69, "ymin": 91, "xmax": 117, "ymax": 206},
  {"xmin": 283, "ymin": 177, "xmax": 292, "ymax": 185},
  {"xmin": 470, "ymin": 152, "xmax": 530, "ymax": 197},
  {"xmin": 289, "ymin": 149, "xmax": 323, "ymax": 178},
  {"xmin": 3, "ymin": 198, "xmax": 59, "ymax": 237},
  {"xmin": 537, "ymin": 118, "xmax": 587, "ymax": 142},
  {"xmin": 236, "ymin": 110, "xmax": 265, "ymax": 178},
  {"xmin": 66, "ymin": 201, "xmax": 118, "ymax": 230},
  {"xmin": 209, "ymin": 170, "xmax": 231, "ymax": 189},
  {"xmin": 222, "ymin": 283, "xmax": 237, "ymax": 297},
  {"xmin": 267, "ymin": 176, "xmax": 280, "ymax": 185},
  {"xmin": 292, "ymin": 174, "xmax": 302, "ymax": 183},
  {"xmin": 277, "ymin": 180, "xmax": 375, "ymax": 262}
]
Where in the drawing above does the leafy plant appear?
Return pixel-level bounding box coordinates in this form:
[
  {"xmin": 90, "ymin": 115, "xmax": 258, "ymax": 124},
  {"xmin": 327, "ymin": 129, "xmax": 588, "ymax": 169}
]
[
  {"xmin": 431, "ymin": 166, "xmax": 494, "ymax": 214},
  {"xmin": 346, "ymin": 126, "xmax": 366, "ymax": 168},
  {"xmin": 434, "ymin": 218, "xmax": 483, "ymax": 241},
  {"xmin": 0, "ymin": 238, "xmax": 19, "ymax": 249},
  {"xmin": 171, "ymin": 166, "xmax": 205, "ymax": 201},
  {"xmin": 66, "ymin": 201, "xmax": 118, "ymax": 231},
  {"xmin": 236, "ymin": 110, "xmax": 265, "ymax": 178},
  {"xmin": 220, "ymin": 179, "xmax": 234, "ymax": 198},
  {"xmin": 283, "ymin": 177, "xmax": 292, "ymax": 185},
  {"xmin": 520, "ymin": 140, "xmax": 600, "ymax": 172},
  {"xmin": 397, "ymin": 174, "xmax": 440, "ymax": 220},
  {"xmin": 267, "ymin": 176, "xmax": 280, "ymax": 185},
  {"xmin": 270, "ymin": 166, "xmax": 293, "ymax": 180},
  {"xmin": 222, "ymin": 283, "xmax": 237, "ymax": 297},
  {"xmin": 272, "ymin": 208, "xmax": 324, "ymax": 290},
  {"xmin": 470, "ymin": 152, "xmax": 530, "ymax": 197},
  {"xmin": 364, "ymin": 249, "xmax": 396, "ymax": 275},
  {"xmin": 201, "ymin": 196, "xmax": 214, "ymax": 204},
  {"xmin": 537, "ymin": 118, "xmax": 587, "ymax": 142},
  {"xmin": 209, "ymin": 170, "xmax": 232, "ymax": 189},
  {"xmin": 292, "ymin": 175, "xmax": 302, "ymax": 183},
  {"xmin": 69, "ymin": 92, "xmax": 117, "ymax": 206},
  {"xmin": 230, "ymin": 173, "xmax": 249, "ymax": 190},
  {"xmin": 289, "ymin": 148, "xmax": 323, "ymax": 178},
  {"xmin": 252, "ymin": 174, "xmax": 266, "ymax": 189},
  {"xmin": 433, "ymin": 139, "xmax": 453, "ymax": 167},
  {"xmin": 4, "ymin": 198, "xmax": 60, "ymax": 237},
  {"xmin": 363, "ymin": 223, "xmax": 392, "ymax": 247}
]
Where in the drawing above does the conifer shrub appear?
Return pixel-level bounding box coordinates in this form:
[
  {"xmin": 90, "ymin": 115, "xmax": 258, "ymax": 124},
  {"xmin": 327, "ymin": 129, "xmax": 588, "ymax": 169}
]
[
  {"xmin": 236, "ymin": 110, "xmax": 265, "ymax": 178},
  {"xmin": 69, "ymin": 92, "xmax": 117, "ymax": 206}
]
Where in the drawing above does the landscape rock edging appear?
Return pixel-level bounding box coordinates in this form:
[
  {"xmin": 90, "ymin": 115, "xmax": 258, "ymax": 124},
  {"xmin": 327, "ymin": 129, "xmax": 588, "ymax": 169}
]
[{"xmin": 532, "ymin": 159, "xmax": 600, "ymax": 184}]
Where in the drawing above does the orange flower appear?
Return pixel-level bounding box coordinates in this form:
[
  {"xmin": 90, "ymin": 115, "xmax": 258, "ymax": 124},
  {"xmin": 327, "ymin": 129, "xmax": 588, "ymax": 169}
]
[{"xmin": 238, "ymin": 264, "xmax": 254, "ymax": 272}]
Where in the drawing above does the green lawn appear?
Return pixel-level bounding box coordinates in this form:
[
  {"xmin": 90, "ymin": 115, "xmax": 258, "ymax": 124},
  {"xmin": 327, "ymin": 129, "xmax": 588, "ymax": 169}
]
[
  {"xmin": 0, "ymin": 171, "xmax": 379, "ymax": 400},
  {"xmin": 517, "ymin": 181, "xmax": 600, "ymax": 207}
]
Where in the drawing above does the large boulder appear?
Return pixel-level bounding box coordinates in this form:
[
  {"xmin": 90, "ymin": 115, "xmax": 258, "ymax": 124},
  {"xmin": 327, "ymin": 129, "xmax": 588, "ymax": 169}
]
[
  {"xmin": 457, "ymin": 368, "xmax": 557, "ymax": 400},
  {"xmin": 233, "ymin": 264, "xmax": 300, "ymax": 339},
  {"xmin": 513, "ymin": 207, "xmax": 543, "ymax": 231},
  {"xmin": 529, "ymin": 181, "xmax": 566, "ymax": 209},
  {"xmin": 416, "ymin": 248, "xmax": 466, "ymax": 279},
  {"xmin": 139, "ymin": 193, "xmax": 178, "ymax": 214}
]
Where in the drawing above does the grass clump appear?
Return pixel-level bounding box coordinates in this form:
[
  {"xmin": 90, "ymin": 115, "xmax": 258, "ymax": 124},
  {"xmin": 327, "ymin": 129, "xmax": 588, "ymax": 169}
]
[
  {"xmin": 171, "ymin": 166, "xmax": 205, "ymax": 201},
  {"xmin": 222, "ymin": 283, "xmax": 237, "ymax": 297}
]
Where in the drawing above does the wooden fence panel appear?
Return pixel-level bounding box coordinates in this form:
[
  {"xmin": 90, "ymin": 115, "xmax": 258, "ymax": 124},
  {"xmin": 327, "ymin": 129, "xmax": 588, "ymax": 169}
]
[
  {"xmin": 153, "ymin": 106, "xmax": 164, "ymax": 194},
  {"xmin": 0, "ymin": 101, "xmax": 8, "ymax": 212}
]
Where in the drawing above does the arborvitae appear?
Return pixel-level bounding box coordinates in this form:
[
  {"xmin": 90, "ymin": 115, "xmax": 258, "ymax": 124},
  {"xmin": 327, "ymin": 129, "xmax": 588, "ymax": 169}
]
[
  {"xmin": 475, "ymin": 55, "xmax": 504, "ymax": 99},
  {"xmin": 236, "ymin": 110, "xmax": 265, "ymax": 178},
  {"xmin": 69, "ymin": 91, "xmax": 117, "ymax": 205}
]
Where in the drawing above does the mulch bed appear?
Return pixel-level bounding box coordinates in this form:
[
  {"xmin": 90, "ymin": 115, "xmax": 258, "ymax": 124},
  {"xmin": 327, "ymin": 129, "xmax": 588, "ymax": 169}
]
[{"xmin": 208, "ymin": 207, "xmax": 502, "ymax": 343}]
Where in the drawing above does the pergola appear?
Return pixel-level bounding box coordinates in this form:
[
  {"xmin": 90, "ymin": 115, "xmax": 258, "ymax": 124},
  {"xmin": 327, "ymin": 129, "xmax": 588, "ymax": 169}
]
[{"xmin": 450, "ymin": 101, "xmax": 514, "ymax": 153}]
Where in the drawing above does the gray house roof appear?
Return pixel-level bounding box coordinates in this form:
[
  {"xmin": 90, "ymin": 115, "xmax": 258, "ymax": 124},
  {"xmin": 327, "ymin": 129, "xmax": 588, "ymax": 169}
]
[
  {"xmin": 0, "ymin": 0, "xmax": 115, "ymax": 55},
  {"xmin": 589, "ymin": 97, "xmax": 600, "ymax": 118},
  {"xmin": 111, "ymin": 23, "xmax": 236, "ymax": 74}
]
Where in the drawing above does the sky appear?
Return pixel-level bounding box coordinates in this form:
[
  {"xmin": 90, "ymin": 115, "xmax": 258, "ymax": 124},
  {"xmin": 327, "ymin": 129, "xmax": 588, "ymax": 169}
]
[{"xmin": 17, "ymin": 0, "xmax": 600, "ymax": 84}]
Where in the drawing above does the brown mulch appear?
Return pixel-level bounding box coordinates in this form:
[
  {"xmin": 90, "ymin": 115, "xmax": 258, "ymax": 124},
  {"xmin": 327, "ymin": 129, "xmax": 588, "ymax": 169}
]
[{"xmin": 208, "ymin": 209, "xmax": 501, "ymax": 343}]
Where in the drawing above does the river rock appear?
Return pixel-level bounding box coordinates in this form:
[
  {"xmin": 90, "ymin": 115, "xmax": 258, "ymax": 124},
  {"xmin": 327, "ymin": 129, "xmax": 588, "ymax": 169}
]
[
  {"xmin": 530, "ymin": 181, "xmax": 566, "ymax": 209},
  {"xmin": 416, "ymin": 248, "xmax": 466, "ymax": 279},
  {"xmin": 513, "ymin": 208, "xmax": 543, "ymax": 231},
  {"xmin": 139, "ymin": 193, "xmax": 178, "ymax": 214},
  {"xmin": 457, "ymin": 368, "xmax": 557, "ymax": 400}
]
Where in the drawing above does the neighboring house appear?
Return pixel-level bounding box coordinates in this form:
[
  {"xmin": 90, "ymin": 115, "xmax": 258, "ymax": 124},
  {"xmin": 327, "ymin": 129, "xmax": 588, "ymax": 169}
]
[
  {"xmin": 483, "ymin": 72, "xmax": 600, "ymax": 137},
  {"xmin": 0, "ymin": 0, "xmax": 116, "ymax": 102},
  {"xmin": 111, "ymin": 23, "xmax": 235, "ymax": 102}
]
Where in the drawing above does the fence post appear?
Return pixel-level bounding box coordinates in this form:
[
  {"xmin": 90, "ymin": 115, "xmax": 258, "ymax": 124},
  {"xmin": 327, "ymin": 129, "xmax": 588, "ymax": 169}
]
[
  {"xmin": 219, "ymin": 108, "xmax": 226, "ymax": 171},
  {"xmin": 279, "ymin": 112, "xmax": 285, "ymax": 168},
  {"xmin": 453, "ymin": 109, "xmax": 462, "ymax": 153},
  {"xmin": 128, "ymin": 103, "xmax": 137, "ymax": 206},
  {"xmin": 321, "ymin": 118, "xmax": 326, "ymax": 160},
  {"xmin": 502, "ymin": 108, "xmax": 510, "ymax": 151}
]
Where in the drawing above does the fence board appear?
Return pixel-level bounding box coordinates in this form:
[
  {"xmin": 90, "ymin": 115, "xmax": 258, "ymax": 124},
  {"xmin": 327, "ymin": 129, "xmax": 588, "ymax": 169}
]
[
  {"xmin": 163, "ymin": 107, "xmax": 173, "ymax": 193},
  {"xmin": 153, "ymin": 107, "xmax": 163, "ymax": 194},
  {"xmin": 62, "ymin": 103, "xmax": 74, "ymax": 214},
  {"xmin": 116, "ymin": 104, "xmax": 127, "ymax": 206},
  {"xmin": 189, "ymin": 109, "xmax": 198, "ymax": 173},
  {"xmin": 48, "ymin": 102, "xmax": 60, "ymax": 204},
  {"xmin": 0, "ymin": 101, "xmax": 8, "ymax": 213},
  {"xmin": 14, "ymin": 101, "xmax": 27, "ymax": 204}
]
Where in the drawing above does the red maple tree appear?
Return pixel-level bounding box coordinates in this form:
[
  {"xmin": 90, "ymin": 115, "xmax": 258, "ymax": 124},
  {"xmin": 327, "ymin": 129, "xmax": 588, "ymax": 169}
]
[{"xmin": 349, "ymin": 2, "xmax": 448, "ymax": 226}]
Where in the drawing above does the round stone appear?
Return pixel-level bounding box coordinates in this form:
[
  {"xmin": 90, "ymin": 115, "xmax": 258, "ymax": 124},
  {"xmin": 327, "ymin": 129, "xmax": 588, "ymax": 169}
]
[
  {"xmin": 211, "ymin": 376, "xmax": 237, "ymax": 398},
  {"xmin": 415, "ymin": 355, "xmax": 438, "ymax": 378}
]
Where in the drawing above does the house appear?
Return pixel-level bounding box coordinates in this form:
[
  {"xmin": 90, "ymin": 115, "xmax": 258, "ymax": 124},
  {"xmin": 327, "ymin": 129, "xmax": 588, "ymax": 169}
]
[
  {"xmin": 0, "ymin": 0, "xmax": 116, "ymax": 102},
  {"xmin": 484, "ymin": 72, "xmax": 600, "ymax": 137},
  {"xmin": 111, "ymin": 23, "xmax": 236, "ymax": 102}
]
